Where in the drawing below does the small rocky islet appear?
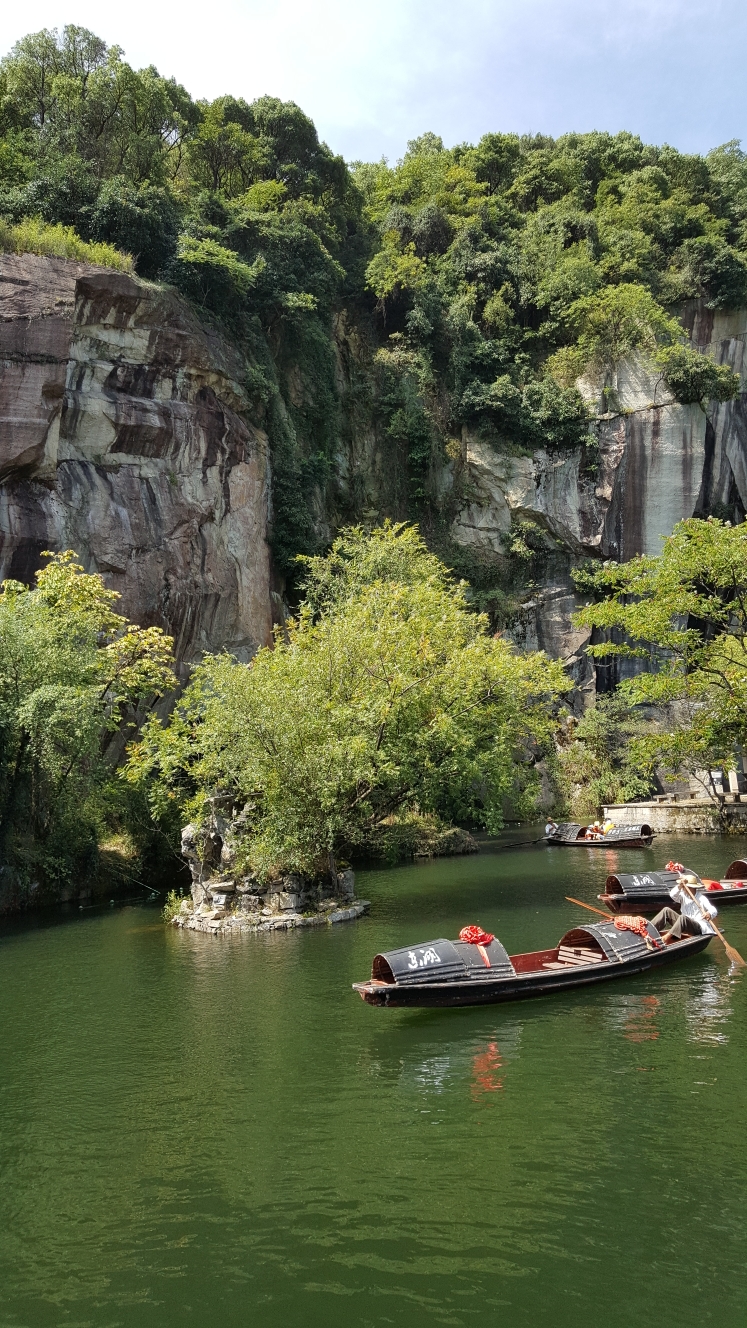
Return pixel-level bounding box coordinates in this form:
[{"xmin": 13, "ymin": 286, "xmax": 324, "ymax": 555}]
[{"xmin": 173, "ymin": 810, "xmax": 369, "ymax": 936}]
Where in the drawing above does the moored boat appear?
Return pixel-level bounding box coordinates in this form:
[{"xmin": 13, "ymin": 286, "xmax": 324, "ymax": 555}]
[
  {"xmin": 601, "ymin": 860, "xmax": 747, "ymax": 913},
  {"xmin": 546, "ymin": 822, "xmax": 654, "ymax": 848},
  {"xmin": 352, "ymin": 918, "xmax": 711, "ymax": 1008}
]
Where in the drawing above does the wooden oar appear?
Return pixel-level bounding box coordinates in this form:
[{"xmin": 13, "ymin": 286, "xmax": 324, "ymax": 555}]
[
  {"xmin": 678, "ymin": 881, "xmax": 746, "ymax": 967},
  {"xmin": 566, "ymin": 897, "xmax": 615, "ymax": 920}
]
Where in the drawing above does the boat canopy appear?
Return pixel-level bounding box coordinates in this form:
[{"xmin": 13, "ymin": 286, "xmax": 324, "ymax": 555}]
[
  {"xmin": 724, "ymin": 860, "xmax": 747, "ymax": 880},
  {"xmin": 551, "ymin": 822, "xmax": 653, "ymax": 843},
  {"xmin": 372, "ymin": 937, "xmax": 515, "ymax": 986},
  {"xmin": 559, "ymin": 920, "xmax": 663, "ymax": 962},
  {"xmin": 605, "ymin": 870, "xmax": 679, "ymax": 897}
]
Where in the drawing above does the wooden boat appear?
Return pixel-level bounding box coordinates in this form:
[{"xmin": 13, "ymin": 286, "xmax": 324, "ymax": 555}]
[
  {"xmin": 601, "ymin": 860, "xmax": 747, "ymax": 913},
  {"xmin": 352, "ymin": 920, "xmax": 711, "ymax": 1008},
  {"xmin": 696, "ymin": 858, "xmax": 747, "ymax": 906},
  {"xmin": 546, "ymin": 822, "xmax": 654, "ymax": 848}
]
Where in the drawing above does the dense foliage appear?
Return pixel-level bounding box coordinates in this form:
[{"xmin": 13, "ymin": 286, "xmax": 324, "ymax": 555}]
[
  {"xmin": 0, "ymin": 553, "xmax": 175, "ymax": 901},
  {"xmin": 557, "ymin": 695, "xmax": 655, "ymax": 819},
  {"xmin": 3, "ymin": 28, "xmax": 747, "ymax": 856},
  {"xmin": 1, "ymin": 26, "xmax": 745, "ymax": 581},
  {"xmin": 127, "ymin": 525, "xmax": 567, "ymax": 877},
  {"xmin": 573, "ymin": 518, "xmax": 747, "ymax": 800}
]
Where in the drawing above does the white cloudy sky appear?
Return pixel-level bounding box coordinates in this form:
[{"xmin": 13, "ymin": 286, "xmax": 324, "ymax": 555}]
[{"xmin": 0, "ymin": 0, "xmax": 743, "ymax": 162}]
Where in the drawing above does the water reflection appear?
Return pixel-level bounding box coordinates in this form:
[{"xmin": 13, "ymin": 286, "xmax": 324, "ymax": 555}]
[
  {"xmin": 621, "ymin": 994, "xmax": 661, "ymax": 1043},
  {"xmin": 366, "ymin": 1022, "xmax": 523, "ymax": 1102},
  {"xmin": 470, "ymin": 1041, "xmax": 504, "ymax": 1098},
  {"xmin": 685, "ymin": 970, "xmax": 733, "ymax": 1045}
]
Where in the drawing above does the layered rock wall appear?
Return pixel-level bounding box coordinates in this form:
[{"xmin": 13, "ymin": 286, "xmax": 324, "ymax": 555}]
[{"xmin": 0, "ymin": 253, "xmax": 273, "ymax": 662}]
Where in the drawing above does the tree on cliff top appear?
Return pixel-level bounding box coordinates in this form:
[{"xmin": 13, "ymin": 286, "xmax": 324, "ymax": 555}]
[
  {"xmin": 127, "ymin": 524, "xmax": 567, "ymax": 878},
  {"xmin": 0, "ymin": 551, "xmax": 176, "ymax": 898},
  {"xmin": 573, "ymin": 517, "xmax": 747, "ymax": 795}
]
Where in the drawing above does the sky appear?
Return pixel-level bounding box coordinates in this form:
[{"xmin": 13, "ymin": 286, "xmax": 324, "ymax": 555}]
[{"xmin": 0, "ymin": 0, "xmax": 744, "ymax": 164}]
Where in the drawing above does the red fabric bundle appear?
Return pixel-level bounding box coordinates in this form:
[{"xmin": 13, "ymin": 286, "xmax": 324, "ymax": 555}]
[
  {"xmin": 666, "ymin": 860, "xmax": 684, "ymax": 872},
  {"xmin": 459, "ymin": 925, "xmax": 495, "ymax": 945},
  {"xmin": 614, "ymin": 914, "xmax": 663, "ymax": 949},
  {"xmin": 702, "ymin": 879, "xmax": 723, "ymax": 891},
  {"xmin": 614, "ymin": 914, "xmax": 650, "ymax": 938}
]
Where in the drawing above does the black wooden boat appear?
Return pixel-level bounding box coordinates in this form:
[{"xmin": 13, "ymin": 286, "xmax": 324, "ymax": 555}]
[
  {"xmin": 352, "ymin": 920, "xmax": 711, "ymax": 1008},
  {"xmin": 601, "ymin": 859, "xmax": 747, "ymax": 913},
  {"xmin": 704, "ymin": 859, "xmax": 747, "ymax": 906},
  {"xmin": 546, "ymin": 822, "xmax": 654, "ymax": 848}
]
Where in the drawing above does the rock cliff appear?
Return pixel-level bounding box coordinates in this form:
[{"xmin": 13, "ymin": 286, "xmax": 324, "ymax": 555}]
[
  {"xmin": 0, "ymin": 253, "xmax": 272, "ymax": 663},
  {"xmin": 446, "ymin": 305, "xmax": 747, "ymax": 688}
]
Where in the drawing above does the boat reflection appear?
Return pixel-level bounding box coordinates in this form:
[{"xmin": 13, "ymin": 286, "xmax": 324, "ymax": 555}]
[
  {"xmin": 622, "ymin": 994, "xmax": 661, "ymax": 1043},
  {"xmin": 470, "ymin": 1040, "xmax": 504, "ymax": 1098},
  {"xmin": 362, "ymin": 1023, "xmax": 522, "ymax": 1099}
]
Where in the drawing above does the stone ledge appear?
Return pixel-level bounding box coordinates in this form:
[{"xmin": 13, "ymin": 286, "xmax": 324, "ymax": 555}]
[
  {"xmin": 603, "ymin": 800, "xmax": 747, "ymax": 834},
  {"xmin": 171, "ymin": 899, "xmax": 370, "ymax": 936}
]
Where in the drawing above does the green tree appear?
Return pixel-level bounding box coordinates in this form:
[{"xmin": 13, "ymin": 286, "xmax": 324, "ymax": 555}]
[
  {"xmin": 557, "ymin": 693, "xmax": 655, "ymax": 819},
  {"xmin": 573, "ymin": 518, "xmax": 747, "ymax": 794},
  {"xmin": 0, "ymin": 552, "xmax": 175, "ymax": 895},
  {"xmin": 556, "ymin": 282, "xmax": 682, "ymax": 378},
  {"xmin": 128, "ymin": 525, "xmax": 567, "ymax": 877}
]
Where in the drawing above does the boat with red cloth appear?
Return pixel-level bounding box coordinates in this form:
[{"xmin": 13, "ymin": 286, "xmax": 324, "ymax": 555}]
[
  {"xmin": 352, "ymin": 919, "xmax": 711, "ymax": 1009},
  {"xmin": 600, "ymin": 859, "xmax": 747, "ymax": 914},
  {"xmin": 546, "ymin": 822, "xmax": 654, "ymax": 848}
]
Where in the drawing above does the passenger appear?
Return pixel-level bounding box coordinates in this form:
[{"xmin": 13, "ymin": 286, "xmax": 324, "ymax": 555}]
[
  {"xmin": 650, "ymin": 873, "xmax": 718, "ymax": 940},
  {"xmin": 602, "ymin": 818, "xmax": 615, "ymax": 836}
]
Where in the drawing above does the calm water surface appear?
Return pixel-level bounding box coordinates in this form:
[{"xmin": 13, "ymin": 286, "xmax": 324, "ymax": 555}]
[{"xmin": 2, "ymin": 833, "xmax": 746, "ymax": 1328}]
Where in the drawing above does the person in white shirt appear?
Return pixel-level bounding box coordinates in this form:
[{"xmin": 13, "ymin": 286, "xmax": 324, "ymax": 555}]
[
  {"xmin": 650, "ymin": 873, "xmax": 718, "ymax": 939},
  {"xmin": 545, "ymin": 820, "xmax": 558, "ymax": 838}
]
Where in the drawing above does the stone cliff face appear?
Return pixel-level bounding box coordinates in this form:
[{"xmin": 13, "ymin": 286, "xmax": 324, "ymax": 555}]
[
  {"xmin": 0, "ymin": 253, "xmax": 272, "ymax": 663},
  {"xmin": 445, "ymin": 305, "xmax": 747, "ymax": 687}
]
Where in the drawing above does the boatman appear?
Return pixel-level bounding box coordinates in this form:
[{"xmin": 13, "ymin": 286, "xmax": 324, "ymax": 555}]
[
  {"xmin": 650, "ymin": 873, "xmax": 718, "ymax": 939},
  {"xmin": 545, "ymin": 819, "xmax": 558, "ymax": 838}
]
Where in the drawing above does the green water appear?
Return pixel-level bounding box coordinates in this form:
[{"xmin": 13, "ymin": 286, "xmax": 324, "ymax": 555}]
[{"xmin": 2, "ymin": 834, "xmax": 746, "ymax": 1328}]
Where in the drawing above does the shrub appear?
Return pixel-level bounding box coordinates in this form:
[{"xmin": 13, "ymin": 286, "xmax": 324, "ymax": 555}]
[
  {"xmin": 656, "ymin": 344, "xmax": 740, "ymax": 405},
  {"xmin": 0, "ymin": 215, "xmax": 133, "ymax": 269}
]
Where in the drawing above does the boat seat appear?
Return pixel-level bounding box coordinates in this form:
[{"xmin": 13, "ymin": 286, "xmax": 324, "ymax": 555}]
[{"xmin": 543, "ymin": 946, "xmax": 606, "ymax": 970}]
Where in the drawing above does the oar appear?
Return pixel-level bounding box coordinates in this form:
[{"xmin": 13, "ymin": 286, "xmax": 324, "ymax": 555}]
[
  {"xmin": 678, "ymin": 881, "xmax": 746, "ymax": 968},
  {"xmin": 566, "ymin": 896, "xmax": 615, "ymax": 920}
]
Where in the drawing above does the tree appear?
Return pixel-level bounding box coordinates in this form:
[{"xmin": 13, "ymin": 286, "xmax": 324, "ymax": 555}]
[
  {"xmin": 0, "ymin": 26, "xmax": 197, "ymax": 201},
  {"xmin": 557, "ymin": 693, "xmax": 655, "ymax": 819},
  {"xmin": 0, "ymin": 552, "xmax": 175, "ymax": 894},
  {"xmin": 127, "ymin": 524, "xmax": 567, "ymax": 877},
  {"xmin": 573, "ymin": 518, "xmax": 747, "ymax": 795},
  {"xmin": 556, "ymin": 282, "xmax": 682, "ymax": 379}
]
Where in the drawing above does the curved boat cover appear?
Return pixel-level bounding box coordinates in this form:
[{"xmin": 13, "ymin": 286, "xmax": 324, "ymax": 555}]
[
  {"xmin": 725, "ymin": 860, "xmax": 747, "ymax": 880},
  {"xmin": 374, "ymin": 937, "xmax": 515, "ymax": 985},
  {"xmin": 551, "ymin": 822, "xmax": 584, "ymax": 841},
  {"xmin": 560, "ymin": 920, "xmax": 663, "ymax": 962},
  {"xmin": 605, "ymin": 870, "xmax": 679, "ymax": 897},
  {"xmin": 552, "ymin": 823, "xmax": 652, "ymax": 843}
]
